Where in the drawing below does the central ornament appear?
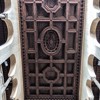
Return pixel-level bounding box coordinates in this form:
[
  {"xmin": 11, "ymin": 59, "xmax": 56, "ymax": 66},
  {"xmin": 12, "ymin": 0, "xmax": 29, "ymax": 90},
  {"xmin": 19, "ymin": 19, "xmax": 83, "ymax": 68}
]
[
  {"xmin": 41, "ymin": 27, "xmax": 62, "ymax": 55},
  {"xmin": 44, "ymin": 30, "xmax": 59, "ymax": 51}
]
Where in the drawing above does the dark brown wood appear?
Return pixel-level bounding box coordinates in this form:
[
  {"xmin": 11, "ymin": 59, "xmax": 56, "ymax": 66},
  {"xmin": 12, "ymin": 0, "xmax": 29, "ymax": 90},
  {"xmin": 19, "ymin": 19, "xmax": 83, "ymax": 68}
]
[{"xmin": 19, "ymin": 0, "xmax": 85, "ymax": 99}]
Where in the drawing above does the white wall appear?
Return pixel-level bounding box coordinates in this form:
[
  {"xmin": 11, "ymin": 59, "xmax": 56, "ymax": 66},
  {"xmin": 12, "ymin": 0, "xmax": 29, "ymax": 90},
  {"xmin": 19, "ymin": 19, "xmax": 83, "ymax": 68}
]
[
  {"xmin": 0, "ymin": 0, "xmax": 24, "ymax": 99},
  {"xmin": 79, "ymin": 0, "xmax": 100, "ymax": 99}
]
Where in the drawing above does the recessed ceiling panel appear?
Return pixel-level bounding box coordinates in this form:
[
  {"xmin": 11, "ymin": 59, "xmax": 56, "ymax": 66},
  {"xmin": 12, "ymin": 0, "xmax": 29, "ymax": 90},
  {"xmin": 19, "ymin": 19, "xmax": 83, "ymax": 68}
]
[{"xmin": 19, "ymin": 0, "xmax": 85, "ymax": 99}]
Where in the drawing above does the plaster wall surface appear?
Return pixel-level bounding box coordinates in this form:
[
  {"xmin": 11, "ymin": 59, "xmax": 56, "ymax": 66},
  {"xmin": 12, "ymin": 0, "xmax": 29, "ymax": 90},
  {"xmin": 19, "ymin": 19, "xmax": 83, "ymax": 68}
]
[
  {"xmin": 80, "ymin": 0, "xmax": 100, "ymax": 99},
  {"xmin": 0, "ymin": 0, "xmax": 24, "ymax": 99}
]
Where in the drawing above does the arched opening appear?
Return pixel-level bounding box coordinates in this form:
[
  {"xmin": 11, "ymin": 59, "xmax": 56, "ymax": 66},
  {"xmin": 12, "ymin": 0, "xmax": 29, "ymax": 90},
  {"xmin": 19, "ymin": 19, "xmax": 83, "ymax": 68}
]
[
  {"xmin": 2, "ymin": 55, "xmax": 16, "ymax": 100},
  {"xmin": 2, "ymin": 57, "xmax": 14, "ymax": 100},
  {"xmin": 6, "ymin": 80, "xmax": 13, "ymax": 100},
  {"xmin": 0, "ymin": 0, "xmax": 5, "ymax": 13},
  {"xmin": 0, "ymin": 0, "xmax": 8, "ymax": 46},
  {"xmin": 0, "ymin": 20, "xmax": 8, "ymax": 46},
  {"xmin": 92, "ymin": 57, "xmax": 100, "ymax": 100},
  {"xmin": 96, "ymin": 21, "xmax": 100, "ymax": 43},
  {"xmin": 90, "ymin": 18, "xmax": 100, "ymax": 45}
]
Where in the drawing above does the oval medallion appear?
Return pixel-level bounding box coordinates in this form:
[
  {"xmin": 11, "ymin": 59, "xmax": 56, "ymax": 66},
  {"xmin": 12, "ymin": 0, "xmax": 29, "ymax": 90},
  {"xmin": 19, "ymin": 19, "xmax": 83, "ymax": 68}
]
[{"xmin": 41, "ymin": 27, "xmax": 62, "ymax": 55}]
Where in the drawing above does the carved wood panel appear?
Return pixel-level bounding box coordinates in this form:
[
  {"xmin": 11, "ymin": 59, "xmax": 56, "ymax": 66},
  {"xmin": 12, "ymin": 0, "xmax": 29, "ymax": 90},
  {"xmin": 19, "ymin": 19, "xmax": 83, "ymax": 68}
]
[{"xmin": 19, "ymin": 0, "xmax": 85, "ymax": 99}]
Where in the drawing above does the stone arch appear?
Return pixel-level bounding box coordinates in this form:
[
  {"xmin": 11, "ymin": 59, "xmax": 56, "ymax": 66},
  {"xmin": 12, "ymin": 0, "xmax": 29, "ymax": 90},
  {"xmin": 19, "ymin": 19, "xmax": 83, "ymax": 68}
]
[
  {"xmin": 8, "ymin": 54, "xmax": 16, "ymax": 77},
  {"xmin": 10, "ymin": 78, "xmax": 18, "ymax": 99},
  {"xmin": 4, "ymin": 0, "xmax": 11, "ymax": 11},
  {"xmin": 93, "ymin": 0, "xmax": 100, "ymax": 9},
  {"xmin": 90, "ymin": 18, "xmax": 100, "ymax": 45},
  {"xmin": 88, "ymin": 55, "xmax": 96, "ymax": 78}
]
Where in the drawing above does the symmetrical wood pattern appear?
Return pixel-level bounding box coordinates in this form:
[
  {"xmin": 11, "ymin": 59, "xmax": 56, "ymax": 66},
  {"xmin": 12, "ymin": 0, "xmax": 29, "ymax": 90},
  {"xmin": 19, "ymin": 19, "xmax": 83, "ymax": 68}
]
[{"xmin": 19, "ymin": 0, "xmax": 85, "ymax": 99}]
